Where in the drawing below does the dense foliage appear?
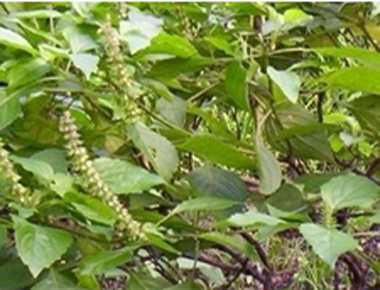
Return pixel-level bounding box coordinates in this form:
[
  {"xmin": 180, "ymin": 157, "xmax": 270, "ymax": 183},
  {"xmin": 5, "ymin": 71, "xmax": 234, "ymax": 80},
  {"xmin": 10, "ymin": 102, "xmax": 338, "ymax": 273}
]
[{"xmin": 0, "ymin": 2, "xmax": 380, "ymax": 290}]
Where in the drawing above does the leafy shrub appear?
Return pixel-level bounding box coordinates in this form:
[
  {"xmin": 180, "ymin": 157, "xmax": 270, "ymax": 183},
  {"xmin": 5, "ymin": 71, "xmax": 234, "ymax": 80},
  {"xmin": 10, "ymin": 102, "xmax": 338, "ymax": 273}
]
[{"xmin": 0, "ymin": 2, "xmax": 380, "ymax": 290}]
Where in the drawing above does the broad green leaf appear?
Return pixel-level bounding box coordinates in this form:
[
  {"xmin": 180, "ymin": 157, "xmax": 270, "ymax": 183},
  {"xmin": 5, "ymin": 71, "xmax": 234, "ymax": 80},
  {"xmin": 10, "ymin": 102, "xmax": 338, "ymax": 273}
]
[
  {"xmin": 143, "ymin": 78, "xmax": 175, "ymax": 100},
  {"xmin": 294, "ymin": 173, "xmax": 336, "ymax": 193},
  {"xmin": 145, "ymin": 232, "xmax": 180, "ymax": 255},
  {"xmin": 316, "ymin": 47, "xmax": 380, "ymax": 67},
  {"xmin": 94, "ymin": 157, "xmax": 164, "ymax": 194},
  {"xmin": 144, "ymin": 32, "xmax": 198, "ymax": 58},
  {"xmin": 12, "ymin": 96, "xmax": 61, "ymax": 145},
  {"xmin": 11, "ymin": 156, "xmax": 54, "ymax": 181},
  {"xmin": 79, "ymin": 246, "xmax": 136, "ymax": 275},
  {"xmin": 321, "ymin": 174, "xmax": 380, "ymax": 211},
  {"xmin": 265, "ymin": 103, "xmax": 334, "ymax": 161},
  {"xmin": 283, "ymin": 9, "xmax": 313, "ymax": 28},
  {"xmin": 256, "ymin": 140, "xmax": 282, "ymax": 194},
  {"xmin": 347, "ymin": 96, "xmax": 380, "ymax": 135},
  {"xmin": 189, "ymin": 166, "xmax": 247, "ymax": 202},
  {"xmin": 0, "ymin": 27, "xmax": 35, "ymax": 54},
  {"xmin": 266, "ymin": 184, "xmax": 307, "ymax": 213},
  {"xmin": 64, "ymin": 28, "xmax": 97, "ymax": 53},
  {"xmin": 0, "ymin": 258, "xmax": 34, "ymax": 290},
  {"xmin": 50, "ymin": 174, "xmax": 73, "ymax": 196},
  {"xmin": 171, "ymin": 196, "xmax": 239, "ymax": 216},
  {"xmin": 156, "ymin": 96, "xmax": 187, "ymax": 127},
  {"xmin": 321, "ymin": 66, "xmax": 380, "ymax": 95},
  {"xmin": 13, "ymin": 216, "xmax": 73, "ymax": 277},
  {"xmin": 299, "ymin": 223, "xmax": 358, "ymax": 268},
  {"xmin": 128, "ymin": 122, "xmax": 179, "ymax": 180},
  {"xmin": 227, "ymin": 211, "xmax": 285, "ymax": 227},
  {"xmin": 0, "ymin": 91, "xmax": 21, "ymax": 130},
  {"xmin": 71, "ymin": 53, "xmax": 99, "ymax": 79},
  {"xmin": 149, "ymin": 56, "xmax": 214, "ymax": 79},
  {"xmin": 225, "ymin": 61, "xmax": 249, "ymax": 110},
  {"xmin": 64, "ymin": 191, "xmax": 117, "ymax": 225},
  {"xmin": 262, "ymin": 6, "xmax": 284, "ymax": 35},
  {"xmin": 8, "ymin": 58, "xmax": 51, "ymax": 89},
  {"xmin": 31, "ymin": 149, "xmax": 68, "ymax": 174},
  {"xmin": 205, "ymin": 36, "xmax": 236, "ymax": 56},
  {"xmin": 200, "ymin": 232, "xmax": 258, "ymax": 260},
  {"xmin": 180, "ymin": 134, "xmax": 255, "ymax": 169},
  {"xmin": 31, "ymin": 270, "xmax": 85, "ymax": 290},
  {"xmin": 267, "ymin": 66, "xmax": 301, "ymax": 103},
  {"xmin": 120, "ymin": 8, "xmax": 162, "ymax": 54}
]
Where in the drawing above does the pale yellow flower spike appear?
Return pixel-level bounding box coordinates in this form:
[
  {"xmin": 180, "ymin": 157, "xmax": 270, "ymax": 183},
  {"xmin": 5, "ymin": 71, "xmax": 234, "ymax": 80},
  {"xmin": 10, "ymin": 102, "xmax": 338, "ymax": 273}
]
[{"xmin": 59, "ymin": 111, "xmax": 145, "ymax": 240}]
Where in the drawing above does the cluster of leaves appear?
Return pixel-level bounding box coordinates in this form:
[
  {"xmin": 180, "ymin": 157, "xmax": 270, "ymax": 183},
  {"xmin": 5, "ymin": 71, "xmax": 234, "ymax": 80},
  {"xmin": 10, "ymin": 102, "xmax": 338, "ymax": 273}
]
[{"xmin": 0, "ymin": 2, "xmax": 380, "ymax": 290}]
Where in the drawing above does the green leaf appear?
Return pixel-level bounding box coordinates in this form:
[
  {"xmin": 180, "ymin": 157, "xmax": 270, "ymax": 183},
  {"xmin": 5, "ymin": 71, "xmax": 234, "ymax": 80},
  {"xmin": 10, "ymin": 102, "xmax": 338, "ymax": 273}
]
[
  {"xmin": 80, "ymin": 246, "xmax": 136, "ymax": 275},
  {"xmin": 31, "ymin": 149, "xmax": 68, "ymax": 174},
  {"xmin": 200, "ymin": 232, "xmax": 257, "ymax": 260},
  {"xmin": 144, "ymin": 32, "xmax": 198, "ymax": 58},
  {"xmin": 64, "ymin": 191, "xmax": 117, "ymax": 225},
  {"xmin": 188, "ymin": 166, "xmax": 247, "ymax": 202},
  {"xmin": 149, "ymin": 56, "xmax": 214, "ymax": 79},
  {"xmin": 64, "ymin": 28, "xmax": 97, "ymax": 54},
  {"xmin": 120, "ymin": 8, "xmax": 162, "ymax": 54},
  {"xmin": 71, "ymin": 53, "xmax": 99, "ymax": 79},
  {"xmin": 316, "ymin": 47, "xmax": 380, "ymax": 67},
  {"xmin": 0, "ymin": 258, "xmax": 34, "ymax": 290},
  {"xmin": 11, "ymin": 155, "xmax": 55, "ymax": 181},
  {"xmin": 225, "ymin": 61, "xmax": 249, "ymax": 110},
  {"xmin": 13, "ymin": 216, "xmax": 73, "ymax": 277},
  {"xmin": 283, "ymin": 9, "xmax": 313, "ymax": 28},
  {"xmin": 256, "ymin": 140, "xmax": 282, "ymax": 194},
  {"xmin": 156, "ymin": 96, "xmax": 187, "ymax": 127},
  {"xmin": 227, "ymin": 211, "xmax": 285, "ymax": 227},
  {"xmin": 93, "ymin": 157, "xmax": 164, "ymax": 194},
  {"xmin": 266, "ymin": 184, "xmax": 307, "ymax": 213},
  {"xmin": 31, "ymin": 270, "xmax": 85, "ymax": 290},
  {"xmin": 265, "ymin": 103, "xmax": 334, "ymax": 161},
  {"xmin": 347, "ymin": 96, "xmax": 380, "ymax": 135},
  {"xmin": 50, "ymin": 174, "xmax": 73, "ymax": 196},
  {"xmin": 267, "ymin": 66, "xmax": 301, "ymax": 103},
  {"xmin": 128, "ymin": 122, "xmax": 179, "ymax": 180},
  {"xmin": 321, "ymin": 174, "xmax": 380, "ymax": 211},
  {"xmin": 0, "ymin": 90, "xmax": 21, "ymax": 130},
  {"xmin": 143, "ymin": 78, "xmax": 175, "ymax": 100},
  {"xmin": 205, "ymin": 35, "xmax": 236, "ymax": 56},
  {"xmin": 171, "ymin": 196, "xmax": 239, "ymax": 216},
  {"xmin": 321, "ymin": 66, "xmax": 380, "ymax": 95},
  {"xmin": 179, "ymin": 134, "xmax": 255, "ymax": 169},
  {"xmin": 0, "ymin": 27, "xmax": 35, "ymax": 54},
  {"xmin": 8, "ymin": 58, "xmax": 51, "ymax": 89},
  {"xmin": 294, "ymin": 173, "xmax": 336, "ymax": 193},
  {"xmin": 299, "ymin": 223, "xmax": 358, "ymax": 268}
]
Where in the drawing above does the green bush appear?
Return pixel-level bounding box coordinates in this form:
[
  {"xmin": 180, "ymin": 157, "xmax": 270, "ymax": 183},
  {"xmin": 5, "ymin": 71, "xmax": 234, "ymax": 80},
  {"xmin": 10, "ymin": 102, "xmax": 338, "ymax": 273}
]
[{"xmin": 0, "ymin": 3, "xmax": 380, "ymax": 290}]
